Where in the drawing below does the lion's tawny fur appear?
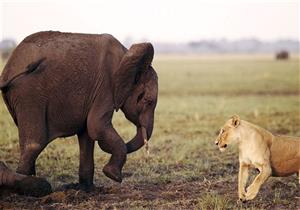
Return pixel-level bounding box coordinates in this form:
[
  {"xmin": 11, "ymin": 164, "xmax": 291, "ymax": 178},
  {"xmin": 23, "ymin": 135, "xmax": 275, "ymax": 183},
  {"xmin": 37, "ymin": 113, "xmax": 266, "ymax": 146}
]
[{"xmin": 215, "ymin": 115, "xmax": 300, "ymax": 201}]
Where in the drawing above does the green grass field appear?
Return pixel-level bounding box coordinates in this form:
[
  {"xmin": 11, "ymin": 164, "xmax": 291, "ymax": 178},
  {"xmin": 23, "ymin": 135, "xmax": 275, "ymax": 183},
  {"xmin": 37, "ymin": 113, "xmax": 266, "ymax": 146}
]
[{"xmin": 0, "ymin": 55, "xmax": 299, "ymax": 209}]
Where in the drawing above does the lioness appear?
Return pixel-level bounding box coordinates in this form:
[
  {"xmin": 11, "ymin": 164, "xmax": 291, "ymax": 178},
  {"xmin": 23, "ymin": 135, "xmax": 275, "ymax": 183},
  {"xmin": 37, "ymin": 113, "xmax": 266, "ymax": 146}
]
[{"xmin": 215, "ymin": 115, "xmax": 300, "ymax": 201}]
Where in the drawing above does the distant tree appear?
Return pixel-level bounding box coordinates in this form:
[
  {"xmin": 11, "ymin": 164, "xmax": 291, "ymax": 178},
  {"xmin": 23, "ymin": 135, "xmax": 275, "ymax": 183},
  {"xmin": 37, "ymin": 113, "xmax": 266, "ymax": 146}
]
[
  {"xmin": 275, "ymin": 50, "xmax": 289, "ymax": 60},
  {"xmin": 0, "ymin": 39, "xmax": 17, "ymax": 61}
]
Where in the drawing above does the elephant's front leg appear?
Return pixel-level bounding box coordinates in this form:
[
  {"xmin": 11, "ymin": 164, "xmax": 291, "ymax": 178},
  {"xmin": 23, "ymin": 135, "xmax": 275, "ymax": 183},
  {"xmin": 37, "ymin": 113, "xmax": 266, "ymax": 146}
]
[
  {"xmin": 97, "ymin": 125, "xmax": 127, "ymax": 183},
  {"xmin": 87, "ymin": 109, "xmax": 127, "ymax": 183},
  {"xmin": 78, "ymin": 131, "xmax": 95, "ymax": 191}
]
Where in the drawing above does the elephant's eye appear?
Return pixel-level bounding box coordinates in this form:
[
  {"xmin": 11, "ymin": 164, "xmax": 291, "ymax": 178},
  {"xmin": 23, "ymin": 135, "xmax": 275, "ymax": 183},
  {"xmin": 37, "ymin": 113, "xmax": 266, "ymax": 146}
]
[
  {"xmin": 147, "ymin": 100, "xmax": 153, "ymax": 106},
  {"xmin": 144, "ymin": 98, "xmax": 154, "ymax": 106},
  {"xmin": 137, "ymin": 91, "xmax": 145, "ymax": 103}
]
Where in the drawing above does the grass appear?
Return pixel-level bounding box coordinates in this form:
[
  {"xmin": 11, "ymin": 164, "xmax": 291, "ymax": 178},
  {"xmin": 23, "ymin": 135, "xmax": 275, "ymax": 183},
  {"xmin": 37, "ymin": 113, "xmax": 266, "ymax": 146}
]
[
  {"xmin": 0, "ymin": 54, "xmax": 299, "ymax": 209},
  {"xmin": 196, "ymin": 193, "xmax": 231, "ymax": 210}
]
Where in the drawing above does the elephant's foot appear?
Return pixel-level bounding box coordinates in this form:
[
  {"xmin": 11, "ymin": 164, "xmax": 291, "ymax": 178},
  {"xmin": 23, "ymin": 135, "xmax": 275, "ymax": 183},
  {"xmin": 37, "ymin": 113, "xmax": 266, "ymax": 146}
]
[
  {"xmin": 16, "ymin": 162, "xmax": 36, "ymax": 176},
  {"xmin": 80, "ymin": 183, "xmax": 95, "ymax": 192},
  {"xmin": 103, "ymin": 164, "xmax": 122, "ymax": 183},
  {"xmin": 79, "ymin": 179, "xmax": 95, "ymax": 192},
  {"xmin": 15, "ymin": 176, "xmax": 52, "ymax": 197},
  {"xmin": 62, "ymin": 182, "xmax": 95, "ymax": 192}
]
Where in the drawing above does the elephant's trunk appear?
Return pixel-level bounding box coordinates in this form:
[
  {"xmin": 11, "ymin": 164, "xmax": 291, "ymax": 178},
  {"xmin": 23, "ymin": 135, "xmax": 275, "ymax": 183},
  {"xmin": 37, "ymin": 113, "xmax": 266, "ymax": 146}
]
[{"xmin": 126, "ymin": 124, "xmax": 153, "ymax": 154}]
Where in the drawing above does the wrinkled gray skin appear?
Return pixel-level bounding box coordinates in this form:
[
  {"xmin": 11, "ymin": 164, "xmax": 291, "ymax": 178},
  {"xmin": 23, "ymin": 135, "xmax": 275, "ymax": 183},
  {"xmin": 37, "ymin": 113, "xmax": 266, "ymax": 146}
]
[{"xmin": 0, "ymin": 31, "xmax": 158, "ymax": 191}]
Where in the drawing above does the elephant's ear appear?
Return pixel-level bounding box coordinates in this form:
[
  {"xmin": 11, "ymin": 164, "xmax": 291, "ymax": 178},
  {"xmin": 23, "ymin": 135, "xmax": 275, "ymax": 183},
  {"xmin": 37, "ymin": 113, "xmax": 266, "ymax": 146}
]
[{"xmin": 113, "ymin": 43, "xmax": 154, "ymax": 110}]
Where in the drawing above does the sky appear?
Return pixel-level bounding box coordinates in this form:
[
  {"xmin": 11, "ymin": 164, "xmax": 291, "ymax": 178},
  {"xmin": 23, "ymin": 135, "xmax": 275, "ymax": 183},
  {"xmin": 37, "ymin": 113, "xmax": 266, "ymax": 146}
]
[{"xmin": 0, "ymin": 0, "xmax": 299, "ymax": 43}]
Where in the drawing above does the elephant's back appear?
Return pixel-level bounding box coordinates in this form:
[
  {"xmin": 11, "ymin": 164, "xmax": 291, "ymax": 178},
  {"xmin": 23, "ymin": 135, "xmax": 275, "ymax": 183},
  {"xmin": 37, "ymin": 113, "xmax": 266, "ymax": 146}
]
[
  {"xmin": 1, "ymin": 31, "xmax": 123, "ymax": 82},
  {"xmin": 22, "ymin": 31, "xmax": 70, "ymax": 43},
  {"xmin": 21, "ymin": 31, "xmax": 105, "ymax": 49},
  {"xmin": 1, "ymin": 31, "xmax": 125, "ymax": 138}
]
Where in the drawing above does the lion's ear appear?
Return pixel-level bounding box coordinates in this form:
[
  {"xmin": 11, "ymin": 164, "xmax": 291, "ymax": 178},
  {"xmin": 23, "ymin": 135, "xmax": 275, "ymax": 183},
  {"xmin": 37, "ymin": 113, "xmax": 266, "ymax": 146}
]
[{"xmin": 231, "ymin": 115, "xmax": 240, "ymax": 127}]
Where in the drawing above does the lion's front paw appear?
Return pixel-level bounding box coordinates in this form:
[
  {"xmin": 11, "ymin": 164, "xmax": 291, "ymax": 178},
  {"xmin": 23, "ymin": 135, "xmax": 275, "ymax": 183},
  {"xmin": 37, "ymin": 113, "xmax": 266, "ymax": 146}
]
[
  {"xmin": 238, "ymin": 192, "xmax": 247, "ymax": 203},
  {"xmin": 245, "ymin": 185, "xmax": 259, "ymax": 201},
  {"xmin": 238, "ymin": 189, "xmax": 246, "ymax": 201}
]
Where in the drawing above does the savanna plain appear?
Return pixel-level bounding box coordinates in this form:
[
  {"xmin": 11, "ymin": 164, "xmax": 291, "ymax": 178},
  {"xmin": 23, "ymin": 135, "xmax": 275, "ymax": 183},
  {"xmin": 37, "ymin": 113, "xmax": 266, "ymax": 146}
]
[{"xmin": 0, "ymin": 55, "xmax": 299, "ymax": 209}]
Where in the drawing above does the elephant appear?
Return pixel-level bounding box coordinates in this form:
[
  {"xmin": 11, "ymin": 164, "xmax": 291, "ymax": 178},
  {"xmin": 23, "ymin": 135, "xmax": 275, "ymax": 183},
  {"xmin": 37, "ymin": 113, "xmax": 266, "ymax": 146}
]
[{"xmin": 0, "ymin": 31, "xmax": 158, "ymax": 191}]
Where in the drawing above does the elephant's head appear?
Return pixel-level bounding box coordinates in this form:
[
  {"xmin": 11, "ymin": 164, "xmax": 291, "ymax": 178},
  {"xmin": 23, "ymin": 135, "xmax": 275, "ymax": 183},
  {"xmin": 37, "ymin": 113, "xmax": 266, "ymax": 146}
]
[{"xmin": 113, "ymin": 43, "xmax": 158, "ymax": 153}]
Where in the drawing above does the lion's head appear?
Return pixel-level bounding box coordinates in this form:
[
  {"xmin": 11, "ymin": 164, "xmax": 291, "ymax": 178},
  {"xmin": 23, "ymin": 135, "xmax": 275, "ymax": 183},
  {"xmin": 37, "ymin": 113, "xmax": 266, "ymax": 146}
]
[{"xmin": 215, "ymin": 115, "xmax": 241, "ymax": 152}]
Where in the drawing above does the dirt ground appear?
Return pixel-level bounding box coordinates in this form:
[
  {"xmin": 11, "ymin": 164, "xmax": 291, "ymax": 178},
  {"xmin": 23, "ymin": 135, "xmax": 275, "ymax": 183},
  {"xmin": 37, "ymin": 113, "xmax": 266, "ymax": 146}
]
[{"xmin": 1, "ymin": 174, "xmax": 299, "ymax": 209}]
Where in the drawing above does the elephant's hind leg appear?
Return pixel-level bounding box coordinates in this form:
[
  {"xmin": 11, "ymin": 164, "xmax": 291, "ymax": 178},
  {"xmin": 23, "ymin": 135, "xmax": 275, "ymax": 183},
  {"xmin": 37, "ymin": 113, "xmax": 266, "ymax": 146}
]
[
  {"xmin": 17, "ymin": 143, "xmax": 47, "ymax": 175},
  {"xmin": 77, "ymin": 131, "xmax": 95, "ymax": 191},
  {"xmin": 16, "ymin": 109, "xmax": 48, "ymax": 176}
]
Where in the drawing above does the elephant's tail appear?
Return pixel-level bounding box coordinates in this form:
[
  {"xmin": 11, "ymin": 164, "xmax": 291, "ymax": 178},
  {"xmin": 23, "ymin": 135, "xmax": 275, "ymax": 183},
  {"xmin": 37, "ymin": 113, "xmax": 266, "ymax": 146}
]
[{"xmin": 0, "ymin": 57, "xmax": 46, "ymax": 91}]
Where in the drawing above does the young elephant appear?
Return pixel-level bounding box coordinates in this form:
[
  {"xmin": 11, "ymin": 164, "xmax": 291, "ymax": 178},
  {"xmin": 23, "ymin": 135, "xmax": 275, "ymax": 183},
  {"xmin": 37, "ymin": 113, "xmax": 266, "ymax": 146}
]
[
  {"xmin": 0, "ymin": 161, "xmax": 52, "ymax": 197},
  {"xmin": 0, "ymin": 31, "xmax": 158, "ymax": 191},
  {"xmin": 215, "ymin": 115, "xmax": 300, "ymax": 201}
]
